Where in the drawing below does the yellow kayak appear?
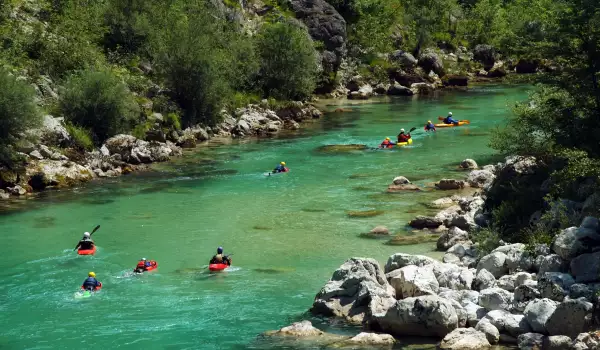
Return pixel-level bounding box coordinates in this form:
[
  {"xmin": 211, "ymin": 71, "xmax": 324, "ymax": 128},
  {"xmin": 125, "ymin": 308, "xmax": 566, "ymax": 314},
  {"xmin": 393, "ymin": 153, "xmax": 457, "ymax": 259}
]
[
  {"xmin": 435, "ymin": 120, "xmax": 470, "ymax": 128},
  {"xmin": 396, "ymin": 139, "xmax": 413, "ymax": 147}
]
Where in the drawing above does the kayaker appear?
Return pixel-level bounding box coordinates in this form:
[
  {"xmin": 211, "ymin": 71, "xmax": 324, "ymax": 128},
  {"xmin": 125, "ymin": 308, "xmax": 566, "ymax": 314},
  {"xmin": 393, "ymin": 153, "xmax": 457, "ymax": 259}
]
[
  {"xmin": 397, "ymin": 129, "xmax": 411, "ymax": 143},
  {"xmin": 134, "ymin": 258, "xmax": 152, "ymax": 273},
  {"xmin": 273, "ymin": 162, "xmax": 288, "ymax": 173},
  {"xmin": 424, "ymin": 120, "xmax": 436, "ymax": 132},
  {"xmin": 75, "ymin": 232, "xmax": 94, "ymax": 251},
  {"xmin": 82, "ymin": 272, "xmax": 101, "ymax": 291},
  {"xmin": 379, "ymin": 137, "xmax": 395, "ymax": 149},
  {"xmin": 443, "ymin": 112, "xmax": 458, "ymax": 125},
  {"xmin": 210, "ymin": 247, "xmax": 232, "ymax": 266}
]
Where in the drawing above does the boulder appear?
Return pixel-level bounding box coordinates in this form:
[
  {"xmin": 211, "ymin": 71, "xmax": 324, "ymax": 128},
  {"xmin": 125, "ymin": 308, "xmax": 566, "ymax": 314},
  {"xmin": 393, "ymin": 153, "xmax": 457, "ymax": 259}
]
[
  {"xmin": 437, "ymin": 227, "xmax": 470, "ymax": 251},
  {"xmin": 467, "ymin": 170, "xmax": 496, "ymax": 189},
  {"xmin": 571, "ymin": 251, "xmax": 600, "ymax": 283},
  {"xmin": 545, "ymin": 299, "xmax": 592, "ymax": 337},
  {"xmin": 177, "ymin": 129, "xmax": 197, "ymax": 148},
  {"xmin": 368, "ymin": 226, "xmax": 390, "ymax": 236},
  {"xmin": 8, "ymin": 185, "xmax": 27, "ymax": 196},
  {"xmin": 386, "ymin": 83, "xmax": 414, "ymax": 96},
  {"xmin": 460, "ymin": 159, "xmax": 478, "ymax": 169},
  {"xmin": 524, "ymin": 298, "xmax": 558, "ymax": 334},
  {"xmin": 477, "ymin": 252, "xmax": 508, "ymax": 279},
  {"xmin": 464, "ymin": 302, "xmax": 488, "ymax": 327},
  {"xmin": 538, "ymin": 272, "xmax": 575, "ymax": 301},
  {"xmin": 571, "ymin": 332, "xmax": 600, "ymax": 350},
  {"xmin": 438, "ymin": 327, "xmax": 491, "ymax": 349},
  {"xmin": 384, "ymin": 253, "xmax": 438, "ymax": 273},
  {"xmin": 0, "ymin": 189, "xmax": 9, "ymax": 200},
  {"xmin": 487, "ymin": 61, "xmax": 507, "ymax": 78},
  {"xmin": 473, "ymin": 269, "xmax": 497, "ymax": 291},
  {"xmin": 513, "ymin": 285, "xmax": 541, "ymax": 313},
  {"xmin": 431, "ymin": 197, "xmax": 456, "ymax": 209},
  {"xmin": 26, "ymin": 160, "xmax": 93, "ymax": 189},
  {"xmin": 409, "ymin": 216, "xmax": 443, "ymax": 229},
  {"xmin": 410, "ymin": 82, "xmax": 435, "ymax": 95},
  {"xmin": 552, "ymin": 224, "xmax": 600, "ymax": 261},
  {"xmin": 447, "ymin": 213, "xmax": 478, "ymax": 232},
  {"xmin": 543, "ymin": 335, "xmax": 573, "ymax": 350},
  {"xmin": 569, "ymin": 284, "xmax": 593, "ymax": 301},
  {"xmin": 264, "ymin": 320, "xmax": 323, "ymax": 337},
  {"xmin": 392, "ymin": 176, "xmax": 410, "ymax": 185},
  {"xmin": 311, "ymin": 258, "xmax": 394, "ymax": 324},
  {"xmin": 368, "ymin": 295, "xmax": 459, "ymax": 337},
  {"xmin": 442, "ymin": 75, "xmax": 469, "ymax": 87},
  {"xmin": 478, "ymin": 288, "xmax": 514, "ymax": 311},
  {"xmin": 497, "ymin": 275, "xmax": 518, "ymax": 292},
  {"xmin": 418, "ymin": 51, "xmax": 445, "ymax": 76},
  {"xmin": 473, "ymin": 45, "xmax": 497, "ymax": 70},
  {"xmin": 475, "ymin": 321, "xmax": 499, "ymax": 345},
  {"xmin": 374, "ymin": 83, "xmax": 389, "ymax": 95},
  {"xmin": 538, "ymin": 254, "xmax": 568, "ymax": 274},
  {"xmin": 503, "ymin": 244, "xmax": 534, "ymax": 273},
  {"xmin": 478, "ymin": 310, "xmax": 532, "ymax": 337},
  {"xmin": 387, "ymin": 184, "xmax": 421, "ymax": 192},
  {"xmin": 517, "ymin": 333, "xmax": 544, "ymax": 350},
  {"xmin": 436, "ymin": 179, "xmax": 467, "ymax": 190},
  {"xmin": 348, "ymin": 85, "xmax": 373, "ymax": 99},
  {"xmin": 515, "ymin": 58, "xmax": 540, "ymax": 74},
  {"xmin": 387, "ymin": 265, "xmax": 439, "ymax": 298},
  {"xmin": 32, "ymin": 115, "xmax": 71, "ymax": 146},
  {"xmin": 389, "ymin": 50, "xmax": 417, "ymax": 68},
  {"xmin": 436, "ymin": 265, "xmax": 474, "ymax": 291},
  {"xmin": 438, "ymin": 289, "xmax": 480, "ymax": 306},
  {"xmin": 435, "ymin": 205, "xmax": 462, "ymax": 222},
  {"xmin": 344, "ymin": 332, "xmax": 396, "ymax": 345}
]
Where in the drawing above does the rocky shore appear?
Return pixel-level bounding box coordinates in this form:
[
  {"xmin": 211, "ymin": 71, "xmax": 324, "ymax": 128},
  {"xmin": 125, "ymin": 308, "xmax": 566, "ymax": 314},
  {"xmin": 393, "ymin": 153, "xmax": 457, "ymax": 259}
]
[
  {"xmin": 265, "ymin": 156, "xmax": 600, "ymax": 349},
  {"xmin": 0, "ymin": 103, "xmax": 322, "ymax": 201}
]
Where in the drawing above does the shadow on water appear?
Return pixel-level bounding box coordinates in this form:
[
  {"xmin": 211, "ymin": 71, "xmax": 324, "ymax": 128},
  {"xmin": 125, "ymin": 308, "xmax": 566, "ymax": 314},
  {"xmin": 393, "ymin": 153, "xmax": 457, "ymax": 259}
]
[
  {"xmin": 80, "ymin": 198, "xmax": 115, "ymax": 206},
  {"xmin": 252, "ymin": 225, "xmax": 272, "ymax": 230},
  {"xmin": 31, "ymin": 216, "xmax": 56, "ymax": 228},
  {"xmin": 301, "ymin": 208, "xmax": 326, "ymax": 213}
]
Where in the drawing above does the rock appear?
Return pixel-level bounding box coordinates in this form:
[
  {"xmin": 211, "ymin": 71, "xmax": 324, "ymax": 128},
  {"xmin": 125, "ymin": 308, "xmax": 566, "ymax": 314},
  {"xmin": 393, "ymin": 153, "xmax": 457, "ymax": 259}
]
[
  {"xmin": 516, "ymin": 58, "xmax": 540, "ymax": 74},
  {"xmin": 190, "ymin": 126, "xmax": 209, "ymax": 141},
  {"xmin": 344, "ymin": 332, "xmax": 395, "ymax": 345},
  {"xmin": 543, "ymin": 335, "xmax": 572, "ymax": 350},
  {"xmin": 438, "ymin": 289, "xmax": 480, "ymax": 306},
  {"xmin": 31, "ymin": 115, "xmax": 71, "ymax": 146},
  {"xmin": 447, "ymin": 213, "xmax": 478, "ymax": 232},
  {"xmin": 438, "ymin": 327, "xmax": 491, "ymax": 349},
  {"xmin": 546, "ymin": 299, "xmax": 592, "ymax": 337},
  {"xmin": 368, "ymin": 226, "xmax": 390, "ymax": 236},
  {"xmin": 487, "ymin": 61, "xmax": 507, "ymax": 78},
  {"xmin": 475, "ymin": 320, "xmax": 500, "ymax": 344},
  {"xmin": 431, "ymin": 197, "xmax": 456, "ymax": 209},
  {"xmin": 478, "ymin": 288, "xmax": 513, "ymax": 311},
  {"xmin": 436, "ymin": 179, "xmax": 468, "ymax": 190},
  {"xmin": 517, "ymin": 333, "xmax": 544, "ymax": 350},
  {"xmin": 384, "ymin": 253, "xmax": 438, "ymax": 273},
  {"xmin": 571, "ymin": 332, "xmax": 600, "ymax": 350},
  {"xmin": 437, "ymin": 227, "xmax": 470, "ymax": 251},
  {"xmin": 460, "ymin": 159, "xmax": 478, "ymax": 169},
  {"xmin": 478, "ymin": 310, "xmax": 531, "ymax": 337},
  {"xmin": 409, "ymin": 215, "xmax": 443, "ymax": 229},
  {"xmin": 473, "ymin": 269, "xmax": 497, "ymax": 291},
  {"xmin": 373, "ymin": 83, "xmax": 389, "ymax": 95},
  {"xmin": 569, "ymin": 284, "xmax": 593, "ymax": 301},
  {"xmin": 443, "ymin": 75, "xmax": 469, "ymax": 87},
  {"xmin": 418, "ymin": 51, "xmax": 445, "ymax": 76},
  {"xmin": 104, "ymin": 135, "xmax": 176, "ymax": 164},
  {"xmin": 387, "ymin": 265, "xmax": 439, "ymax": 298},
  {"xmin": 25, "ymin": 160, "xmax": 93, "ymax": 189},
  {"xmin": 29, "ymin": 150, "xmax": 44, "ymax": 160},
  {"xmin": 368, "ymin": 295, "xmax": 459, "ymax": 337},
  {"xmin": 503, "ymin": 245, "xmax": 534, "ymax": 273},
  {"xmin": 437, "ymin": 264, "xmax": 474, "ymax": 291},
  {"xmin": 473, "ymin": 45, "xmax": 497, "ymax": 70},
  {"xmin": 552, "ymin": 224, "xmax": 600, "ymax": 261},
  {"xmin": 497, "ymin": 275, "xmax": 518, "ymax": 292},
  {"xmin": 265, "ymin": 320, "xmax": 323, "ymax": 337},
  {"xmin": 177, "ymin": 129, "xmax": 197, "ymax": 148},
  {"xmin": 0, "ymin": 189, "xmax": 8, "ymax": 200},
  {"xmin": 538, "ymin": 272, "xmax": 575, "ymax": 301},
  {"xmin": 477, "ymin": 252, "xmax": 508, "ymax": 279},
  {"xmin": 390, "ymin": 50, "xmax": 417, "ymax": 68},
  {"xmin": 387, "ymin": 184, "xmax": 421, "ymax": 192},
  {"xmin": 410, "ymin": 82, "xmax": 435, "ymax": 95},
  {"xmin": 9, "ymin": 185, "xmax": 27, "ymax": 196},
  {"xmin": 513, "ymin": 285, "xmax": 541, "ymax": 313},
  {"xmin": 392, "ymin": 176, "xmax": 411, "ymax": 185},
  {"xmin": 386, "ymin": 83, "xmax": 414, "ymax": 96},
  {"xmin": 435, "ymin": 205, "xmax": 462, "ymax": 222},
  {"xmin": 467, "ymin": 170, "xmax": 496, "ymax": 189},
  {"xmin": 524, "ymin": 298, "xmax": 558, "ymax": 334},
  {"xmin": 311, "ymin": 258, "xmax": 394, "ymax": 324},
  {"xmin": 348, "ymin": 85, "xmax": 373, "ymax": 99},
  {"xmin": 571, "ymin": 251, "xmax": 600, "ymax": 283},
  {"xmin": 538, "ymin": 254, "xmax": 568, "ymax": 274},
  {"xmin": 464, "ymin": 302, "xmax": 488, "ymax": 327}
]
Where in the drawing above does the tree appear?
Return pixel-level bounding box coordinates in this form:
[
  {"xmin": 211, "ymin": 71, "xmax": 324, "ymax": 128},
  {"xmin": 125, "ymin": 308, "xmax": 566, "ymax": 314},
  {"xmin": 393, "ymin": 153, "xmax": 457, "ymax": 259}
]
[{"xmin": 256, "ymin": 21, "xmax": 318, "ymax": 100}]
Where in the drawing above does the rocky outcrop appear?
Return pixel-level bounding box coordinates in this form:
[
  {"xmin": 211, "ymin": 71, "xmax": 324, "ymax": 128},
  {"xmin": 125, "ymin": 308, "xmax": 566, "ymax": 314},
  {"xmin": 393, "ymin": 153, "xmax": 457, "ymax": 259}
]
[
  {"xmin": 473, "ymin": 45, "xmax": 497, "ymax": 70},
  {"xmin": 460, "ymin": 159, "xmax": 478, "ymax": 169},
  {"xmin": 438, "ymin": 327, "xmax": 491, "ymax": 349},
  {"xmin": 232, "ymin": 106, "xmax": 283, "ymax": 137},
  {"xmin": 409, "ymin": 215, "xmax": 443, "ymax": 229},
  {"xmin": 436, "ymin": 179, "xmax": 468, "ymax": 190},
  {"xmin": 104, "ymin": 134, "xmax": 178, "ymax": 165},
  {"xmin": 437, "ymin": 227, "xmax": 470, "ymax": 251},
  {"xmin": 389, "ymin": 50, "xmax": 417, "ymax": 69},
  {"xmin": 387, "ymin": 265, "xmax": 439, "ymax": 298},
  {"xmin": 25, "ymin": 160, "xmax": 93, "ymax": 189},
  {"xmin": 265, "ymin": 321, "xmax": 324, "ymax": 337},
  {"xmin": 387, "ymin": 83, "xmax": 414, "ymax": 96},
  {"xmin": 467, "ymin": 170, "xmax": 495, "ymax": 189},
  {"xmin": 418, "ymin": 51, "xmax": 445, "ymax": 76},
  {"xmin": 343, "ymin": 332, "xmax": 396, "ymax": 346}
]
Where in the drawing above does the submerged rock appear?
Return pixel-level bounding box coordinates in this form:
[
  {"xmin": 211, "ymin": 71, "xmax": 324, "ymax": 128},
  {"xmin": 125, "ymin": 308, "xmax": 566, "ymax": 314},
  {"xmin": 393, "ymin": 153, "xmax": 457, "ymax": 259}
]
[
  {"xmin": 315, "ymin": 144, "xmax": 367, "ymax": 153},
  {"xmin": 436, "ymin": 179, "xmax": 468, "ymax": 190}
]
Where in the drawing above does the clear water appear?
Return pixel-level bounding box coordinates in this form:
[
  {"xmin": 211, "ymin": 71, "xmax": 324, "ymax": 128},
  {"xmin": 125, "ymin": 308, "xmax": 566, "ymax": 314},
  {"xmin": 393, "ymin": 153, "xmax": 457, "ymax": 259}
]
[{"xmin": 0, "ymin": 85, "xmax": 529, "ymax": 349}]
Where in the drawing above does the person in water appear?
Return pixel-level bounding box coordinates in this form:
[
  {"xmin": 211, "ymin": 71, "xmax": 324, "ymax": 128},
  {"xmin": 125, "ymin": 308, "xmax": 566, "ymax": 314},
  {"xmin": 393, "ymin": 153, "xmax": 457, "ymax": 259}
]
[
  {"xmin": 210, "ymin": 247, "xmax": 232, "ymax": 266},
  {"xmin": 82, "ymin": 272, "xmax": 101, "ymax": 291},
  {"xmin": 424, "ymin": 120, "xmax": 436, "ymax": 132},
  {"xmin": 397, "ymin": 129, "xmax": 411, "ymax": 143},
  {"xmin": 134, "ymin": 258, "xmax": 152, "ymax": 273},
  {"xmin": 443, "ymin": 112, "xmax": 458, "ymax": 125},
  {"xmin": 75, "ymin": 232, "xmax": 94, "ymax": 251},
  {"xmin": 273, "ymin": 162, "xmax": 288, "ymax": 173},
  {"xmin": 379, "ymin": 137, "xmax": 395, "ymax": 148}
]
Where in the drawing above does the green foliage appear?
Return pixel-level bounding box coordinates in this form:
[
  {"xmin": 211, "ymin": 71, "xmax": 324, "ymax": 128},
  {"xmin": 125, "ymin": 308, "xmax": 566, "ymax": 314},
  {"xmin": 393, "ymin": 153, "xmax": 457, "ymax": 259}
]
[
  {"xmin": 65, "ymin": 123, "xmax": 94, "ymax": 151},
  {"xmin": 256, "ymin": 22, "xmax": 318, "ymax": 100},
  {"xmin": 59, "ymin": 70, "xmax": 139, "ymax": 143},
  {"xmin": 402, "ymin": 0, "xmax": 460, "ymax": 56},
  {"xmin": 0, "ymin": 68, "xmax": 40, "ymax": 166},
  {"xmin": 164, "ymin": 113, "xmax": 181, "ymax": 131},
  {"xmin": 522, "ymin": 198, "xmax": 579, "ymax": 251},
  {"xmin": 131, "ymin": 121, "xmax": 152, "ymax": 140},
  {"xmin": 471, "ymin": 227, "xmax": 501, "ymax": 257}
]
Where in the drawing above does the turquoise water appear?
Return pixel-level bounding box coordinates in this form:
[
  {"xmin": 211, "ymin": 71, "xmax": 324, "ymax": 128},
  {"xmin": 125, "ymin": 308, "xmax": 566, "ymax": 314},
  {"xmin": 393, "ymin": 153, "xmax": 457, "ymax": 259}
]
[{"xmin": 0, "ymin": 85, "xmax": 529, "ymax": 349}]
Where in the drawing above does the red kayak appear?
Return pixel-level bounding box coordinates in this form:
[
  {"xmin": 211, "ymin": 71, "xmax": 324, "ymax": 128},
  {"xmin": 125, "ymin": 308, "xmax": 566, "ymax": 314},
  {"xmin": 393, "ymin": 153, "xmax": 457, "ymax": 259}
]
[
  {"xmin": 81, "ymin": 282, "xmax": 102, "ymax": 291},
  {"xmin": 77, "ymin": 246, "xmax": 96, "ymax": 255},
  {"xmin": 134, "ymin": 260, "xmax": 158, "ymax": 273},
  {"xmin": 208, "ymin": 263, "xmax": 229, "ymax": 271}
]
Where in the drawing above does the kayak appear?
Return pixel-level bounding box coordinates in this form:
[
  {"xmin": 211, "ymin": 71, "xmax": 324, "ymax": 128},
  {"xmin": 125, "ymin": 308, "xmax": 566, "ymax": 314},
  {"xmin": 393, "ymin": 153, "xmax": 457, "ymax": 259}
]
[
  {"xmin": 77, "ymin": 246, "xmax": 96, "ymax": 255},
  {"xmin": 396, "ymin": 139, "xmax": 413, "ymax": 147},
  {"xmin": 264, "ymin": 168, "xmax": 289, "ymax": 176},
  {"xmin": 434, "ymin": 121, "xmax": 470, "ymax": 128},
  {"xmin": 208, "ymin": 263, "xmax": 229, "ymax": 271},
  {"xmin": 80, "ymin": 282, "xmax": 102, "ymax": 291},
  {"xmin": 74, "ymin": 290, "xmax": 93, "ymax": 299},
  {"xmin": 134, "ymin": 260, "xmax": 158, "ymax": 273}
]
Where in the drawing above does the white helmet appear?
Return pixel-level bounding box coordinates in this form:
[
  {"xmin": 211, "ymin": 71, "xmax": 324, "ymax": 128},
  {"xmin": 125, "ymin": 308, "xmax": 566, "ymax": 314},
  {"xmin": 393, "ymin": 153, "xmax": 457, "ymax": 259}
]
[
  {"xmin": 400, "ymin": 128, "xmax": 405, "ymax": 132},
  {"xmin": 83, "ymin": 232, "xmax": 91, "ymax": 238},
  {"xmin": 142, "ymin": 258, "xmax": 147, "ymax": 261},
  {"xmin": 448, "ymin": 112, "xmax": 453, "ymax": 116}
]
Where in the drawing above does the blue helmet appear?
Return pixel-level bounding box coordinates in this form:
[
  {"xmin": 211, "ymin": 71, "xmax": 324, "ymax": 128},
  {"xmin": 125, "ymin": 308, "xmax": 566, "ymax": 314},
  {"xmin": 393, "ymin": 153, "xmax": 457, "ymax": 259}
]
[{"xmin": 217, "ymin": 247, "xmax": 223, "ymax": 254}]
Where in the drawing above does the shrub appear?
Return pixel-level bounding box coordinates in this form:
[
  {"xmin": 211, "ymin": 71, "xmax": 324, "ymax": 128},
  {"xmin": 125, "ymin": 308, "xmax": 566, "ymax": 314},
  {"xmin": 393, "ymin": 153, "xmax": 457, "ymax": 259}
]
[
  {"xmin": 0, "ymin": 69, "xmax": 40, "ymax": 166},
  {"xmin": 65, "ymin": 123, "xmax": 94, "ymax": 151},
  {"xmin": 256, "ymin": 22, "xmax": 318, "ymax": 100},
  {"xmin": 164, "ymin": 113, "xmax": 181, "ymax": 131},
  {"xmin": 59, "ymin": 70, "xmax": 139, "ymax": 143}
]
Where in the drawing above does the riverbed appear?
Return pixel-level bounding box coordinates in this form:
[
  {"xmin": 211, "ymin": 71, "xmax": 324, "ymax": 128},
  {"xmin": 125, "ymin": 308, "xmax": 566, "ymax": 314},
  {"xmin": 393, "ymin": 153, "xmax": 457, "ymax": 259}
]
[{"xmin": 0, "ymin": 85, "xmax": 529, "ymax": 349}]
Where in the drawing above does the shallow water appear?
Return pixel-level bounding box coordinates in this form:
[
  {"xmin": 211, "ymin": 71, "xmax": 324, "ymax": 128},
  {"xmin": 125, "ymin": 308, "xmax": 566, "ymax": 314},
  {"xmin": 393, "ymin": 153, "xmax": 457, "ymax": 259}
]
[{"xmin": 0, "ymin": 85, "xmax": 529, "ymax": 349}]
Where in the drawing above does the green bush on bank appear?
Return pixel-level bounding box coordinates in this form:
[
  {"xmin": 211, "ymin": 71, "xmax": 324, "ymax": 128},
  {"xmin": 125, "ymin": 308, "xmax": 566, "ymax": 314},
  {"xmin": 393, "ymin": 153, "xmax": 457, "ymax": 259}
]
[{"xmin": 59, "ymin": 70, "xmax": 139, "ymax": 144}]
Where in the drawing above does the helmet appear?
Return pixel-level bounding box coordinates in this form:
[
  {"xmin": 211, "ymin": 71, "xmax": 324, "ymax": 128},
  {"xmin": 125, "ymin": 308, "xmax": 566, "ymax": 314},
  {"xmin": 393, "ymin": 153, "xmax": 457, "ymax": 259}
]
[
  {"xmin": 448, "ymin": 112, "xmax": 453, "ymax": 116},
  {"xmin": 83, "ymin": 232, "xmax": 90, "ymax": 238},
  {"xmin": 428, "ymin": 120, "xmax": 432, "ymax": 123},
  {"xmin": 217, "ymin": 246, "xmax": 223, "ymax": 254},
  {"xmin": 400, "ymin": 128, "xmax": 405, "ymax": 132},
  {"xmin": 385, "ymin": 137, "xmax": 390, "ymax": 140},
  {"xmin": 141, "ymin": 258, "xmax": 147, "ymax": 261},
  {"xmin": 88, "ymin": 272, "xmax": 96, "ymax": 277},
  {"xmin": 280, "ymin": 162, "xmax": 286, "ymax": 165}
]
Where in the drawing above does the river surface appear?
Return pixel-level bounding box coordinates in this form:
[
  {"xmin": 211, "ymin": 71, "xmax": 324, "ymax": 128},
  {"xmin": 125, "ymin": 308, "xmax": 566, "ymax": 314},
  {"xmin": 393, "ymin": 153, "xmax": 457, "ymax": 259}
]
[{"xmin": 0, "ymin": 85, "xmax": 528, "ymax": 349}]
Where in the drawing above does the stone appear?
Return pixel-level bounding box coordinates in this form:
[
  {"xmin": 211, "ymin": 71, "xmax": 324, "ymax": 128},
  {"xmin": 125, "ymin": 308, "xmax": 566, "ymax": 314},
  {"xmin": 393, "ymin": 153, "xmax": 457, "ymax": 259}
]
[
  {"xmin": 409, "ymin": 215, "xmax": 443, "ymax": 229},
  {"xmin": 524, "ymin": 298, "xmax": 558, "ymax": 334},
  {"xmin": 443, "ymin": 75, "xmax": 469, "ymax": 87},
  {"xmin": 478, "ymin": 288, "xmax": 514, "ymax": 311},
  {"xmin": 571, "ymin": 332, "xmax": 600, "ymax": 350},
  {"xmin": 517, "ymin": 333, "xmax": 544, "ymax": 350},
  {"xmin": 387, "ymin": 184, "xmax": 421, "ymax": 192},
  {"xmin": 552, "ymin": 225, "xmax": 600, "ymax": 261},
  {"xmin": 0, "ymin": 189, "xmax": 9, "ymax": 200},
  {"xmin": 389, "ymin": 50, "xmax": 417, "ymax": 68},
  {"xmin": 475, "ymin": 320, "xmax": 500, "ymax": 344},
  {"xmin": 543, "ymin": 335, "xmax": 573, "ymax": 350},
  {"xmin": 545, "ymin": 299, "xmax": 592, "ymax": 337},
  {"xmin": 538, "ymin": 254, "xmax": 568, "ymax": 274},
  {"xmin": 436, "ymin": 179, "xmax": 467, "ymax": 190},
  {"xmin": 477, "ymin": 252, "xmax": 508, "ymax": 279},
  {"xmin": 9, "ymin": 185, "xmax": 26, "ymax": 196},
  {"xmin": 100, "ymin": 145, "xmax": 110, "ymax": 157},
  {"xmin": 437, "ymin": 227, "xmax": 470, "ymax": 251},
  {"xmin": 473, "ymin": 45, "xmax": 497, "ymax": 70},
  {"xmin": 460, "ymin": 159, "xmax": 478, "ymax": 169},
  {"xmin": 538, "ymin": 272, "xmax": 575, "ymax": 301},
  {"xmin": 388, "ymin": 265, "xmax": 439, "ymax": 298},
  {"xmin": 368, "ymin": 226, "xmax": 390, "ymax": 236},
  {"xmin": 436, "ymin": 265, "xmax": 474, "ymax": 291},
  {"xmin": 438, "ymin": 327, "xmax": 491, "ymax": 349},
  {"xmin": 264, "ymin": 320, "xmax": 323, "ymax": 337},
  {"xmin": 344, "ymin": 332, "xmax": 395, "ymax": 345},
  {"xmin": 387, "ymin": 83, "xmax": 414, "ymax": 96},
  {"xmin": 177, "ymin": 129, "xmax": 197, "ymax": 148},
  {"xmin": 513, "ymin": 285, "xmax": 541, "ymax": 313},
  {"xmin": 571, "ymin": 252, "xmax": 600, "ymax": 283},
  {"xmin": 464, "ymin": 302, "xmax": 488, "ymax": 327},
  {"xmin": 29, "ymin": 150, "xmax": 44, "ymax": 160},
  {"xmin": 497, "ymin": 275, "xmax": 518, "ymax": 292},
  {"xmin": 31, "ymin": 115, "xmax": 71, "ymax": 146},
  {"xmin": 431, "ymin": 197, "xmax": 456, "ymax": 209},
  {"xmin": 410, "ymin": 82, "xmax": 435, "ymax": 95},
  {"xmin": 467, "ymin": 170, "xmax": 496, "ymax": 189},
  {"xmin": 478, "ymin": 310, "xmax": 531, "ymax": 337},
  {"xmin": 384, "ymin": 253, "xmax": 438, "ymax": 273},
  {"xmin": 25, "ymin": 160, "xmax": 93, "ymax": 189},
  {"xmin": 418, "ymin": 51, "xmax": 445, "ymax": 76},
  {"xmin": 392, "ymin": 176, "xmax": 411, "ymax": 185},
  {"xmin": 569, "ymin": 284, "xmax": 593, "ymax": 301},
  {"xmin": 473, "ymin": 269, "xmax": 497, "ymax": 291}
]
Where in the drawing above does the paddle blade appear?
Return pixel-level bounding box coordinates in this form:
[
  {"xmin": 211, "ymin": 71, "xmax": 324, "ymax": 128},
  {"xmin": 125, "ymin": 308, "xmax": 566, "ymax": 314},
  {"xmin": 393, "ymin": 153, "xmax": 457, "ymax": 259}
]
[
  {"xmin": 438, "ymin": 116, "xmax": 444, "ymax": 120},
  {"xmin": 90, "ymin": 225, "xmax": 101, "ymax": 235},
  {"xmin": 409, "ymin": 127, "xmax": 417, "ymax": 133},
  {"xmin": 462, "ymin": 120, "xmax": 471, "ymax": 124}
]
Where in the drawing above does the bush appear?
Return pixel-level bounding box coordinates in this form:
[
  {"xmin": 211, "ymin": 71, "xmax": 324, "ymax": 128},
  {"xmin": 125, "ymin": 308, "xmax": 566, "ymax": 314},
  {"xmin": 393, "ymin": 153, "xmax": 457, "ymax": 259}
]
[
  {"xmin": 256, "ymin": 22, "xmax": 318, "ymax": 100},
  {"xmin": 0, "ymin": 69, "xmax": 40, "ymax": 166},
  {"xmin": 65, "ymin": 123, "xmax": 94, "ymax": 151},
  {"xmin": 59, "ymin": 70, "xmax": 139, "ymax": 143}
]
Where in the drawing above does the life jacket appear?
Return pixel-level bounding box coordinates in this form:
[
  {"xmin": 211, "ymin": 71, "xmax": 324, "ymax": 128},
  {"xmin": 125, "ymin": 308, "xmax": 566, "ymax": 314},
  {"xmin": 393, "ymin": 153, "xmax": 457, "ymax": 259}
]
[
  {"xmin": 398, "ymin": 134, "xmax": 410, "ymax": 142},
  {"xmin": 425, "ymin": 123, "xmax": 434, "ymax": 130},
  {"xmin": 136, "ymin": 261, "xmax": 146, "ymax": 269},
  {"xmin": 79, "ymin": 239, "xmax": 93, "ymax": 250},
  {"xmin": 82, "ymin": 277, "xmax": 98, "ymax": 289},
  {"xmin": 381, "ymin": 140, "xmax": 393, "ymax": 148}
]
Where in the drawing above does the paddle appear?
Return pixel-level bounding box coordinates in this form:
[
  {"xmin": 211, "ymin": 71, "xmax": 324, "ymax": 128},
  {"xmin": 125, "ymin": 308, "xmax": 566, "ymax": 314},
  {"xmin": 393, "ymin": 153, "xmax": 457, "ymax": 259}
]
[{"xmin": 74, "ymin": 225, "xmax": 100, "ymax": 250}]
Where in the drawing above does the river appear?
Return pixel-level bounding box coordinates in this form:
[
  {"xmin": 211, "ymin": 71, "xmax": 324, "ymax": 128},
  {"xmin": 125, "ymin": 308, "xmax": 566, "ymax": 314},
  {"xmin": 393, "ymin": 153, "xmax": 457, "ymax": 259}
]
[{"xmin": 0, "ymin": 85, "xmax": 529, "ymax": 349}]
